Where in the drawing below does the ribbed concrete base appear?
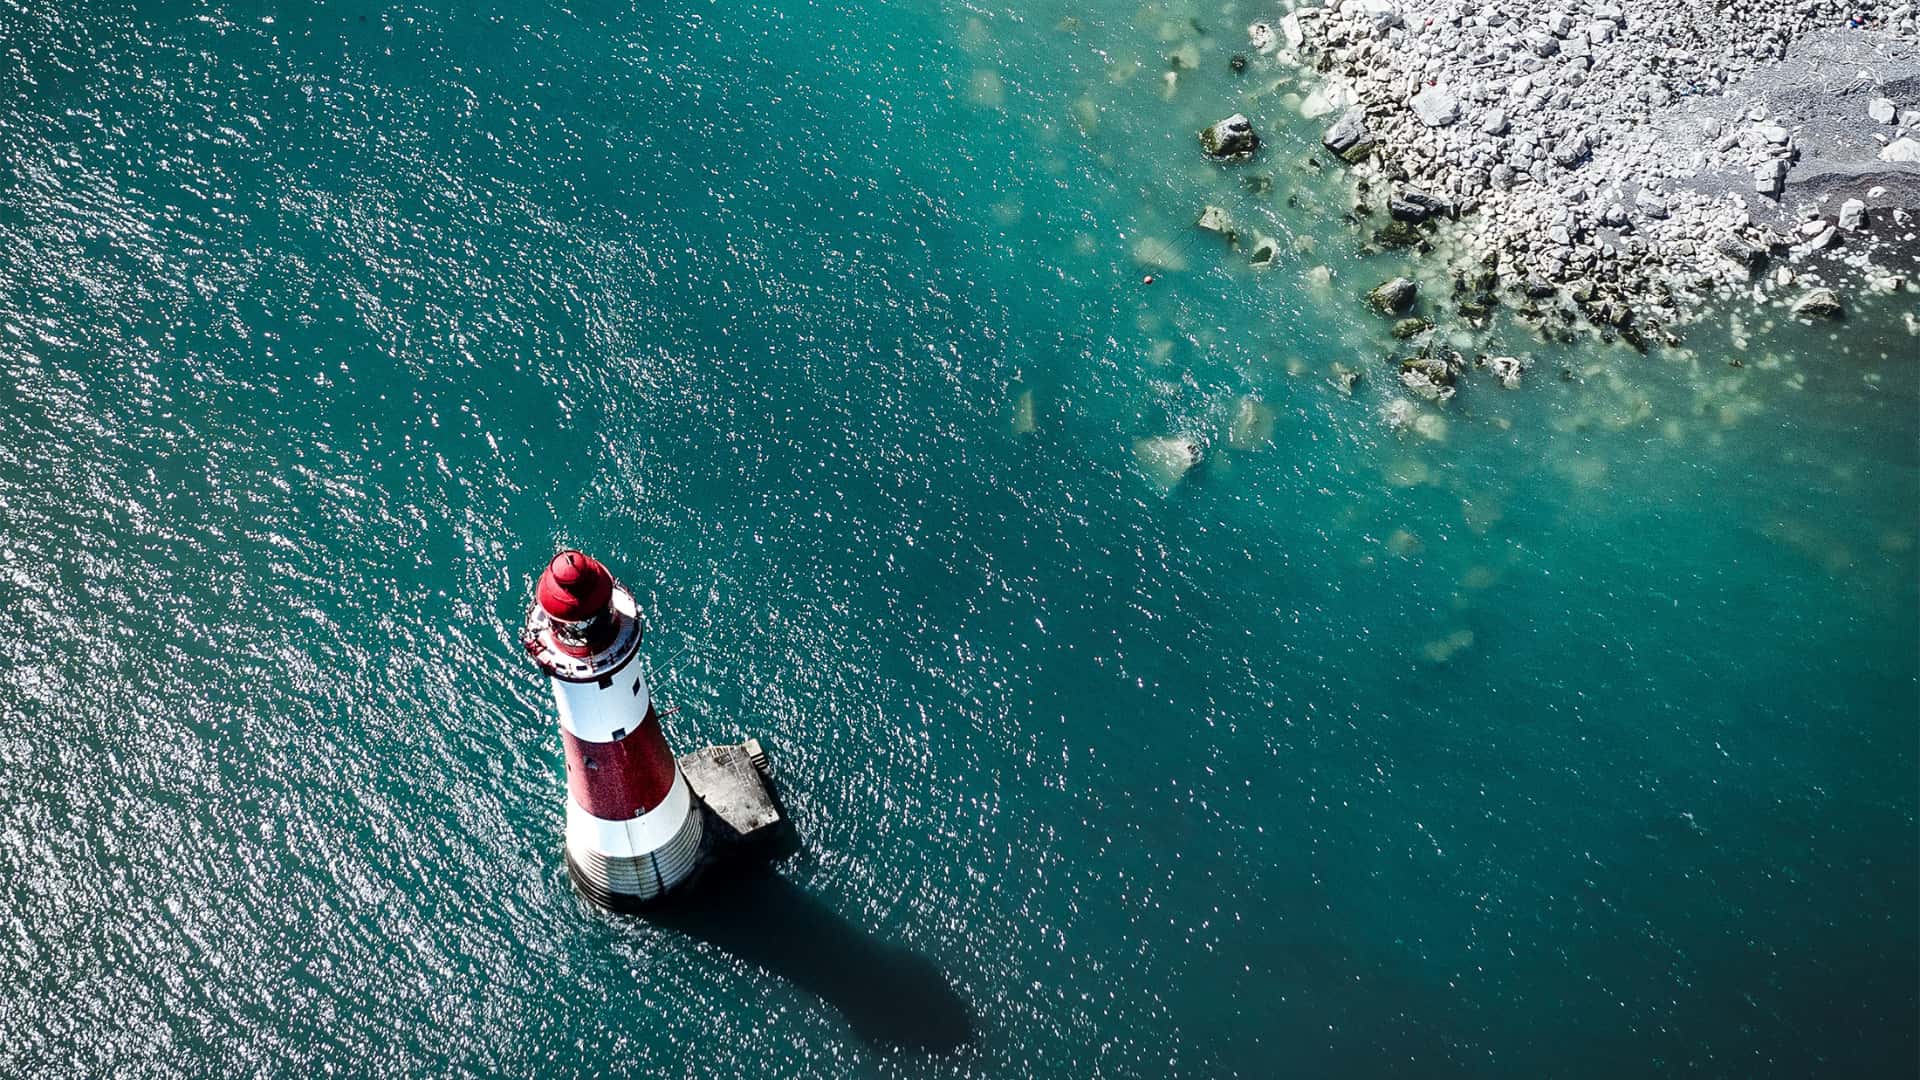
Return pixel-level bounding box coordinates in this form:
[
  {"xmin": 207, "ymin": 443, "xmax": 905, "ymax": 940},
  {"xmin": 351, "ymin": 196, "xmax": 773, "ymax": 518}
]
[
  {"xmin": 564, "ymin": 798, "xmax": 705, "ymax": 910},
  {"xmin": 564, "ymin": 738, "xmax": 796, "ymax": 911}
]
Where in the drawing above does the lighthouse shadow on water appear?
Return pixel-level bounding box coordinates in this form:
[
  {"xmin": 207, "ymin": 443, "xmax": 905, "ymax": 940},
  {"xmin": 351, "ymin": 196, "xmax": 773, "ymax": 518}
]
[{"xmin": 647, "ymin": 865, "xmax": 976, "ymax": 1052}]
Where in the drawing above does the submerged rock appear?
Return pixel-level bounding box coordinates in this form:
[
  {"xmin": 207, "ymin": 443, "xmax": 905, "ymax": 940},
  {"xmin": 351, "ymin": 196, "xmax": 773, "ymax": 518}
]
[
  {"xmin": 1392, "ymin": 316, "xmax": 1433, "ymax": 339},
  {"xmin": 1329, "ymin": 363, "xmax": 1363, "ymax": 395},
  {"xmin": 1133, "ymin": 237, "xmax": 1189, "ymax": 272},
  {"xmin": 1301, "ymin": 82, "xmax": 1355, "ymax": 120},
  {"xmin": 1012, "ymin": 388, "xmax": 1037, "ymax": 434},
  {"xmin": 1457, "ymin": 294, "xmax": 1496, "ymax": 320},
  {"xmin": 1367, "ymin": 277, "xmax": 1418, "ymax": 315},
  {"xmin": 1070, "ymin": 96, "xmax": 1101, "ymax": 134},
  {"xmin": 1228, "ymin": 398, "xmax": 1276, "ymax": 449},
  {"xmin": 969, "ymin": 69, "xmax": 1006, "ymax": 108},
  {"xmin": 1372, "ymin": 220, "xmax": 1425, "ymax": 249},
  {"xmin": 1420, "ymin": 629, "xmax": 1475, "ymax": 664},
  {"xmin": 1133, "ymin": 436, "xmax": 1202, "ymax": 489},
  {"xmin": 1411, "ymin": 411, "xmax": 1448, "ymax": 442},
  {"xmin": 1790, "ymin": 288, "xmax": 1844, "ymax": 319},
  {"xmin": 1249, "ymin": 235, "xmax": 1280, "ymax": 268},
  {"xmin": 1380, "ymin": 397, "xmax": 1418, "ymax": 430},
  {"xmin": 1199, "ymin": 114, "xmax": 1259, "ymax": 160}
]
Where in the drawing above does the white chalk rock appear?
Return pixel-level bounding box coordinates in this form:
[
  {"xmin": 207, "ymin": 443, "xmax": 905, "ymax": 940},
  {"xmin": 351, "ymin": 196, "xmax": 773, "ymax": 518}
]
[
  {"xmin": 1197, "ymin": 205, "xmax": 1233, "ymax": 235},
  {"xmin": 1551, "ymin": 130, "xmax": 1591, "ymax": 167},
  {"xmin": 1791, "ymin": 289, "xmax": 1844, "ymax": 319},
  {"xmin": 1280, "ymin": 13, "xmax": 1305, "ymax": 50},
  {"xmin": 1486, "ymin": 355, "xmax": 1527, "ymax": 389},
  {"xmin": 1868, "ymin": 97, "xmax": 1898, "ymax": 125},
  {"xmin": 1302, "ymin": 82, "xmax": 1354, "ymax": 119},
  {"xmin": 1481, "ymin": 108, "xmax": 1509, "ymax": 135},
  {"xmin": 1838, "ymin": 198, "xmax": 1867, "ymax": 232},
  {"xmin": 1881, "ymin": 137, "xmax": 1920, "ymax": 163},
  {"xmin": 1410, "ymin": 85, "xmax": 1460, "ymax": 127}
]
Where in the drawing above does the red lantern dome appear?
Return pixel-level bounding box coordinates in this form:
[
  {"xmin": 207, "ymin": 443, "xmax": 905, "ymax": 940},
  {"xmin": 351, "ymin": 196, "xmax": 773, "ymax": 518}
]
[{"xmin": 537, "ymin": 550, "xmax": 615, "ymax": 623}]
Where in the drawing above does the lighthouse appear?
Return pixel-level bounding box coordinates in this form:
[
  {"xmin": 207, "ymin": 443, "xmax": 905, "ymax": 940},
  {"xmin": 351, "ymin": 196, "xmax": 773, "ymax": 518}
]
[{"xmin": 523, "ymin": 550, "xmax": 706, "ymax": 907}]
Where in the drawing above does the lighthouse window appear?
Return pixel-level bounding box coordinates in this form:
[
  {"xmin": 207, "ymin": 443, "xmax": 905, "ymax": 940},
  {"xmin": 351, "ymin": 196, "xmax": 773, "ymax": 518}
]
[
  {"xmin": 584, "ymin": 757, "xmax": 598, "ymax": 771},
  {"xmin": 553, "ymin": 611, "xmax": 608, "ymax": 649},
  {"xmin": 631, "ymin": 679, "xmax": 641, "ymax": 696}
]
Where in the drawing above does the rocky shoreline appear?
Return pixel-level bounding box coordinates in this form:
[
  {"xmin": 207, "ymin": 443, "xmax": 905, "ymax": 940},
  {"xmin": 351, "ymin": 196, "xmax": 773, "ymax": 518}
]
[{"xmin": 1232, "ymin": 0, "xmax": 1920, "ymax": 343}]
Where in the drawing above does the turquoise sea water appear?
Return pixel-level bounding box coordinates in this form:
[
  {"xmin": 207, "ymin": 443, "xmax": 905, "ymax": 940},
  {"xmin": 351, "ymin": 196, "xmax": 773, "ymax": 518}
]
[{"xmin": 1, "ymin": 1, "xmax": 1915, "ymax": 1076}]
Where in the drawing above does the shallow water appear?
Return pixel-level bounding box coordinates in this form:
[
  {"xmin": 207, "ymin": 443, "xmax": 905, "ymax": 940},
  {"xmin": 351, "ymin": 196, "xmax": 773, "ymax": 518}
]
[{"xmin": 0, "ymin": 1, "xmax": 1914, "ymax": 1076}]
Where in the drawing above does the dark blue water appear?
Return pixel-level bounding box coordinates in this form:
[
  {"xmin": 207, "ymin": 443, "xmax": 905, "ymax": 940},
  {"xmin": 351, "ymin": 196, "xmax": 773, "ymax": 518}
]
[{"xmin": 1, "ymin": 1, "xmax": 1914, "ymax": 1075}]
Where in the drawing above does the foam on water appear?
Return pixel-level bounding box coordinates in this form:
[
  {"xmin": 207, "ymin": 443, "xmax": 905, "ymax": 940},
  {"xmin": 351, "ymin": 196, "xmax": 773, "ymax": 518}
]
[{"xmin": 0, "ymin": 1, "xmax": 1914, "ymax": 1076}]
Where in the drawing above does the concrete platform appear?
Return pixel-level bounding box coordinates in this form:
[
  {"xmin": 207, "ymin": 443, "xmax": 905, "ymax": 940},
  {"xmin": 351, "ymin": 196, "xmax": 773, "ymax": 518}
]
[{"xmin": 678, "ymin": 738, "xmax": 797, "ymax": 863}]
